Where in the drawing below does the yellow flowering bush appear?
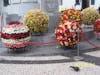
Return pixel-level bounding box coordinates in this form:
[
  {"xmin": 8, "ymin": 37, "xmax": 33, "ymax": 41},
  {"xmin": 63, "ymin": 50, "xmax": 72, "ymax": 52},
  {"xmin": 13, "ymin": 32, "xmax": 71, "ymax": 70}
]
[
  {"xmin": 24, "ymin": 9, "xmax": 49, "ymax": 33},
  {"xmin": 82, "ymin": 7, "xmax": 100, "ymax": 25}
]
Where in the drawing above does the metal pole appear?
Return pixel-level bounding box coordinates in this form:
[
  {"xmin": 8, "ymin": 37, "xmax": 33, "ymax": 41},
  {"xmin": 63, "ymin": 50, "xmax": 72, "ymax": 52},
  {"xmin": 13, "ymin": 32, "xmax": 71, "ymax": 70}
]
[
  {"xmin": 77, "ymin": 30, "xmax": 80, "ymax": 56},
  {"xmin": 73, "ymin": 29, "xmax": 84, "ymax": 61}
]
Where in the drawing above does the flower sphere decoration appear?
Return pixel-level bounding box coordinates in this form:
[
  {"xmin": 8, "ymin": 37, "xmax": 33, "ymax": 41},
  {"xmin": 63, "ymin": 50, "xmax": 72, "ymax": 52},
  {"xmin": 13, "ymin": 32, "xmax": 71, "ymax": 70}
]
[
  {"xmin": 55, "ymin": 20, "xmax": 82, "ymax": 47},
  {"xmin": 60, "ymin": 9, "xmax": 82, "ymax": 23},
  {"xmin": 82, "ymin": 7, "xmax": 100, "ymax": 25},
  {"xmin": 94, "ymin": 19, "xmax": 100, "ymax": 32},
  {"xmin": 1, "ymin": 22, "xmax": 31, "ymax": 49},
  {"xmin": 24, "ymin": 9, "xmax": 49, "ymax": 33}
]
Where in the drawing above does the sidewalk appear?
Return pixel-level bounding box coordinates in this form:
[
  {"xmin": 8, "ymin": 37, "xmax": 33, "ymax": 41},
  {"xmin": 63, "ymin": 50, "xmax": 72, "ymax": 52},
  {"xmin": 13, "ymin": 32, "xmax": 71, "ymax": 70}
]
[
  {"xmin": 0, "ymin": 50, "xmax": 100, "ymax": 75},
  {"xmin": 0, "ymin": 61, "xmax": 99, "ymax": 75}
]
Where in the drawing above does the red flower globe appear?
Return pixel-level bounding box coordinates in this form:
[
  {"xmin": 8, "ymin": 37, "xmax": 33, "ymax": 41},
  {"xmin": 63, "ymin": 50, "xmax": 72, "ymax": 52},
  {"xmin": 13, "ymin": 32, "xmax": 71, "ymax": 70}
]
[
  {"xmin": 1, "ymin": 22, "xmax": 31, "ymax": 49},
  {"xmin": 94, "ymin": 19, "xmax": 100, "ymax": 32},
  {"xmin": 60, "ymin": 9, "xmax": 82, "ymax": 23},
  {"xmin": 55, "ymin": 20, "xmax": 82, "ymax": 47}
]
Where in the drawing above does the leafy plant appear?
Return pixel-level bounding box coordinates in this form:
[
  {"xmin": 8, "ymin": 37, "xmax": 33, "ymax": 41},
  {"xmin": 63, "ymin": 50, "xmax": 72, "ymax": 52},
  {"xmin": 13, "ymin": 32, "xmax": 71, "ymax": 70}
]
[
  {"xmin": 82, "ymin": 7, "xmax": 100, "ymax": 25},
  {"xmin": 24, "ymin": 9, "xmax": 49, "ymax": 33}
]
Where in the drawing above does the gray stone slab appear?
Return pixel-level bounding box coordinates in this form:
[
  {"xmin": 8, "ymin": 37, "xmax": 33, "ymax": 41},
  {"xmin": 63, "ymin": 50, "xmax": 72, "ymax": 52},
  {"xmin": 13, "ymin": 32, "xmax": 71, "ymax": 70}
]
[{"xmin": 48, "ymin": 13, "xmax": 60, "ymax": 33}]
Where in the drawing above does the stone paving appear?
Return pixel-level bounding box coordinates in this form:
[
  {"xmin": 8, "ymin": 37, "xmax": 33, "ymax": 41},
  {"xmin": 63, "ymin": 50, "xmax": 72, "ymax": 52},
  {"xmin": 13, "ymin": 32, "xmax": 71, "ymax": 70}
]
[
  {"xmin": 0, "ymin": 61, "xmax": 100, "ymax": 75},
  {"xmin": 0, "ymin": 50, "xmax": 99, "ymax": 75}
]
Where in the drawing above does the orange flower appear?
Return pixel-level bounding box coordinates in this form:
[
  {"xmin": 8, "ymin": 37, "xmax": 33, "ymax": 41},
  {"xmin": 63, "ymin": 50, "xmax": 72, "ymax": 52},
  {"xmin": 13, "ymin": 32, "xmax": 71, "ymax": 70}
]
[{"xmin": 60, "ymin": 9, "xmax": 82, "ymax": 23}]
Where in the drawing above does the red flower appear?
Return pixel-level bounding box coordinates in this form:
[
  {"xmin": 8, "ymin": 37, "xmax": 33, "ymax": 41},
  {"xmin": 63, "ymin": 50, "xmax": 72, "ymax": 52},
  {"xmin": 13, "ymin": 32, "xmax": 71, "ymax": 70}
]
[
  {"xmin": 94, "ymin": 19, "xmax": 100, "ymax": 32},
  {"xmin": 55, "ymin": 20, "xmax": 82, "ymax": 47}
]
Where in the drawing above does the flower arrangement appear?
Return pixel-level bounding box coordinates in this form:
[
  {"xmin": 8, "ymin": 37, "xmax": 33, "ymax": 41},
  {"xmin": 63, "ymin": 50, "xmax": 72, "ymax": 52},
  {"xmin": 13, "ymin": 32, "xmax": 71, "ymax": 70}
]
[
  {"xmin": 24, "ymin": 9, "xmax": 49, "ymax": 33},
  {"xmin": 82, "ymin": 7, "xmax": 100, "ymax": 25},
  {"xmin": 60, "ymin": 9, "xmax": 82, "ymax": 23},
  {"xmin": 1, "ymin": 22, "xmax": 30, "ymax": 49},
  {"xmin": 94, "ymin": 19, "xmax": 100, "ymax": 32},
  {"xmin": 55, "ymin": 20, "xmax": 82, "ymax": 47}
]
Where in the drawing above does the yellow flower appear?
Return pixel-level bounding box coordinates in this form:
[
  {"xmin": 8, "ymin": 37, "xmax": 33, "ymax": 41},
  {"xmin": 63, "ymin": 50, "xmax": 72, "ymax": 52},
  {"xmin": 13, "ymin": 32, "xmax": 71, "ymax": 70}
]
[{"xmin": 24, "ymin": 9, "xmax": 49, "ymax": 32}]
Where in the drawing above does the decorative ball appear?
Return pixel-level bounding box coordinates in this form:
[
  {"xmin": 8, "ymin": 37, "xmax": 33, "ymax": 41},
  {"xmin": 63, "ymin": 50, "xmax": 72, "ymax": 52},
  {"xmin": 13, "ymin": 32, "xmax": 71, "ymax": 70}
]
[
  {"xmin": 24, "ymin": 9, "xmax": 49, "ymax": 33},
  {"xmin": 1, "ymin": 22, "xmax": 30, "ymax": 49},
  {"xmin": 60, "ymin": 9, "xmax": 82, "ymax": 23},
  {"xmin": 55, "ymin": 20, "xmax": 82, "ymax": 47},
  {"xmin": 82, "ymin": 7, "xmax": 100, "ymax": 25},
  {"xmin": 94, "ymin": 19, "xmax": 100, "ymax": 32}
]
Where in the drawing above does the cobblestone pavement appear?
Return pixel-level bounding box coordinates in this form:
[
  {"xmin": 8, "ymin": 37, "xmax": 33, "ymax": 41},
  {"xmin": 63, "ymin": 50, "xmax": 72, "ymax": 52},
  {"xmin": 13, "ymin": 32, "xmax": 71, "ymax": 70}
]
[
  {"xmin": 0, "ymin": 61, "xmax": 100, "ymax": 75},
  {"xmin": 0, "ymin": 50, "xmax": 100, "ymax": 75}
]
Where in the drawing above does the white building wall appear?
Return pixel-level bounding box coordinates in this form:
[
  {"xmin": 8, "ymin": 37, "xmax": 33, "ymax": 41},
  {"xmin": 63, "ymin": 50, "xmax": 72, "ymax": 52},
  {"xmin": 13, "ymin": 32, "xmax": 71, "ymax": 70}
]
[
  {"xmin": 3, "ymin": 0, "xmax": 100, "ymax": 15},
  {"xmin": 61, "ymin": 0, "xmax": 100, "ymax": 10},
  {"xmin": 93, "ymin": 0, "xmax": 100, "ymax": 9},
  {"xmin": 4, "ymin": 0, "xmax": 40, "ymax": 16},
  {"xmin": 59, "ymin": 0, "xmax": 75, "ymax": 9}
]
